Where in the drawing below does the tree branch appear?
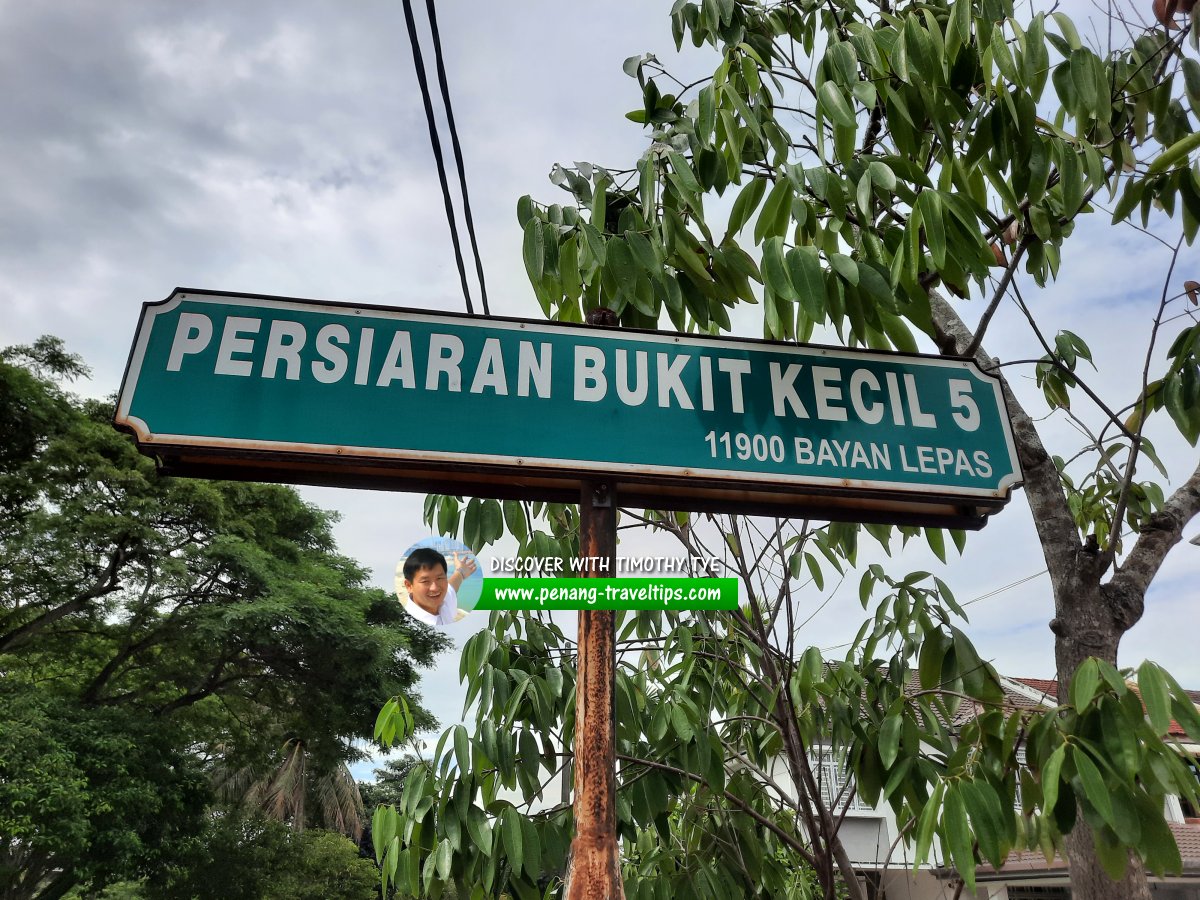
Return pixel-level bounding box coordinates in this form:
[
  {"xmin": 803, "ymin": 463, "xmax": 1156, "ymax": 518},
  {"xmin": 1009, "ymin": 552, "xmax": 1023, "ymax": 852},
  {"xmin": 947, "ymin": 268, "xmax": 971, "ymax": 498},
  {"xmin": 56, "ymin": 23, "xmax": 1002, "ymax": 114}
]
[
  {"xmin": 616, "ymin": 752, "xmax": 821, "ymax": 870},
  {"xmin": 1110, "ymin": 457, "xmax": 1200, "ymax": 599},
  {"xmin": 0, "ymin": 544, "xmax": 128, "ymax": 653},
  {"xmin": 1102, "ymin": 235, "xmax": 1185, "ymax": 566},
  {"xmin": 963, "ymin": 238, "xmax": 1029, "ymax": 359},
  {"xmin": 926, "ymin": 289, "xmax": 1087, "ymax": 605}
]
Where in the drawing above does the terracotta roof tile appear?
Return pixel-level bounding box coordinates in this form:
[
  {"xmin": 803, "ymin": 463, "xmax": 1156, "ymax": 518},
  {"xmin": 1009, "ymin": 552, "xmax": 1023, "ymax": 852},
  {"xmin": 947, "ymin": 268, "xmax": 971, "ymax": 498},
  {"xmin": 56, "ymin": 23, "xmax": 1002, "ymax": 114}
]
[
  {"xmin": 977, "ymin": 823, "xmax": 1200, "ymax": 874},
  {"xmin": 1013, "ymin": 676, "xmax": 1199, "ymax": 739},
  {"xmin": 1013, "ymin": 677, "xmax": 1058, "ymax": 699},
  {"xmin": 1171, "ymin": 822, "xmax": 1200, "ymax": 863}
]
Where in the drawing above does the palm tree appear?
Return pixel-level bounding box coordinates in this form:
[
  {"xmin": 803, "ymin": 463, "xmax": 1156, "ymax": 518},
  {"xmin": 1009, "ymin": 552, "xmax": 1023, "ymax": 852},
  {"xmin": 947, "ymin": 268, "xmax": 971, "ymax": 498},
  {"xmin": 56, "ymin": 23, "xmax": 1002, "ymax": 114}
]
[{"xmin": 212, "ymin": 738, "xmax": 365, "ymax": 839}]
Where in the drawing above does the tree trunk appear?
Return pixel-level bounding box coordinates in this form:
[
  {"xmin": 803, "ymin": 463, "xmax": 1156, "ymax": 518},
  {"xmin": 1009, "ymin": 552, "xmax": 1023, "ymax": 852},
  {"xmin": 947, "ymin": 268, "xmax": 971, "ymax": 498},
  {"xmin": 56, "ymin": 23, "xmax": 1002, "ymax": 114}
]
[
  {"xmin": 927, "ymin": 290, "xmax": 1159, "ymax": 899},
  {"xmin": 1053, "ymin": 583, "xmax": 1152, "ymax": 900}
]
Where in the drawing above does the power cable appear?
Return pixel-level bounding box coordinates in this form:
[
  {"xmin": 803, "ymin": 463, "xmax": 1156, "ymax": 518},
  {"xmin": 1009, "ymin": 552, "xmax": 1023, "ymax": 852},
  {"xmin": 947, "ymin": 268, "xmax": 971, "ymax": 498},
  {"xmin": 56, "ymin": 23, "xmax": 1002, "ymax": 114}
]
[
  {"xmin": 422, "ymin": 0, "xmax": 490, "ymax": 315},
  {"xmin": 399, "ymin": 0, "xmax": 476, "ymax": 315}
]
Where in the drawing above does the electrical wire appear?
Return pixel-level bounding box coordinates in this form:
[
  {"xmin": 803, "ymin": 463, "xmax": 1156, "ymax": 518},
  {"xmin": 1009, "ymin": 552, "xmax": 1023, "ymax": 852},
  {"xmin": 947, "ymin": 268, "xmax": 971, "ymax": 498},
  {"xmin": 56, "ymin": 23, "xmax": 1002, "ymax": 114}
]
[
  {"xmin": 399, "ymin": 0, "xmax": 476, "ymax": 315},
  {"xmin": 423, "ymin": 0, "xmax": 490, "ymax": 316}
]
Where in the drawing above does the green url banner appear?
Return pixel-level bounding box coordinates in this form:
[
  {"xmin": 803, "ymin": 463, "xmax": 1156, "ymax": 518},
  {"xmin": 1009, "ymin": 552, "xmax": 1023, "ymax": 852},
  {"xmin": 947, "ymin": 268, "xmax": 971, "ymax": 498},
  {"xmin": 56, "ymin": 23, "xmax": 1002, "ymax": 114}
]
[{"xmin": 476, "ymin": 577, "xmax": 738, "ymax": 611}]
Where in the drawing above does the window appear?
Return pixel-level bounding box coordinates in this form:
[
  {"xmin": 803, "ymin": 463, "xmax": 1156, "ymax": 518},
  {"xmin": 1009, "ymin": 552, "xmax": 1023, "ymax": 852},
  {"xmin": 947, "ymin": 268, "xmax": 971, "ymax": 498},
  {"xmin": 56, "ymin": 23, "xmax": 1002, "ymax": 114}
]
[
  {"xmin": 1013, "ymin": 745, "xmax": 1028, "ymax": 810},
  {"xmin": 808, "ymin": 749, "xmax": 871, "ymax": 811}
]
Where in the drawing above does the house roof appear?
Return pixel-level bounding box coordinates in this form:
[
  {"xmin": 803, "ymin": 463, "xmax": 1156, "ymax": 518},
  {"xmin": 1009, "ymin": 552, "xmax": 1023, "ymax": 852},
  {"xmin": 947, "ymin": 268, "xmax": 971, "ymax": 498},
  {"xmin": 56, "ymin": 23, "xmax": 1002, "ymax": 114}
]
[
  {"xmin": 1012, "ymin": 677, "xmax": 1057, "ymax": 700},
  {"xmin": 972, "ymin": 823, "xmax": 1200, "ymax": 878},
  {"xmin": 961, "ymin": 676, "xmax": 1200, "ymax": 880},
  {"xmin": 1008, "ymin": 676, "xmax": 1198, "ymax": 740}
]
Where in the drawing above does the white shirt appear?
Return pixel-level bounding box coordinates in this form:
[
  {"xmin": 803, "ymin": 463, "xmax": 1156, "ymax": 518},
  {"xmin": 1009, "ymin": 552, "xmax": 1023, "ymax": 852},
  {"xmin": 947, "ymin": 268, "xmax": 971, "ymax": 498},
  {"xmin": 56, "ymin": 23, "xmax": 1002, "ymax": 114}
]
[{"xmin": 405, "ymin": 583, "xmax": 459, "ymax": 627}]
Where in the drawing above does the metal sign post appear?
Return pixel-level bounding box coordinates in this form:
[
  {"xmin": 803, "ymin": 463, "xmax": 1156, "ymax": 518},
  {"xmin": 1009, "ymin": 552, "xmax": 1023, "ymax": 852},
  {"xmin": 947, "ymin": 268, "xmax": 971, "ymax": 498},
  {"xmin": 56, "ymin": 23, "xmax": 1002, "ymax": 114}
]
[{"xmin": 566, "ymin": 479, "xmax": 623, "ymax": 899}]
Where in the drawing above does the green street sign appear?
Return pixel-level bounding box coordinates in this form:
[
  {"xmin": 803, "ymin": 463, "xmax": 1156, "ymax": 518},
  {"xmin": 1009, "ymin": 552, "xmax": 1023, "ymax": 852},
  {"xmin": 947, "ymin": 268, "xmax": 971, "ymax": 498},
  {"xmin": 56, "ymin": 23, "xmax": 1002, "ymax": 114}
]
[{"xmin": 115, "ymin": 289, "xmax": 1022, "ymax": 527}]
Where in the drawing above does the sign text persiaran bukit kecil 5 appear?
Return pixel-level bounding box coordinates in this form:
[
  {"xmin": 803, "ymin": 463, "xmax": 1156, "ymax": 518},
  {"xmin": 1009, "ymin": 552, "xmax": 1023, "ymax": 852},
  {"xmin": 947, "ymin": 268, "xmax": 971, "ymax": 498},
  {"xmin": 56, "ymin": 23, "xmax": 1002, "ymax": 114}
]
[{"xmin": 114, "ymin": 290, "xmax": 1023, "ymax": 527}]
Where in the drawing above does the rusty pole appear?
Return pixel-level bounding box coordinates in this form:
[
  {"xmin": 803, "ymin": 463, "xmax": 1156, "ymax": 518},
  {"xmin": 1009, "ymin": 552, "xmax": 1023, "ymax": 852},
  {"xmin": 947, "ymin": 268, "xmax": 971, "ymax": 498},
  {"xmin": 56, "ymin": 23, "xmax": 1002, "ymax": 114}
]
[
  {"xmin": 564, "ymin": 306, "xmax": 624, "ymax": 899},
  {"xmin": 564, "ymin": 477, "xmax": 623, "ymax": 899}
]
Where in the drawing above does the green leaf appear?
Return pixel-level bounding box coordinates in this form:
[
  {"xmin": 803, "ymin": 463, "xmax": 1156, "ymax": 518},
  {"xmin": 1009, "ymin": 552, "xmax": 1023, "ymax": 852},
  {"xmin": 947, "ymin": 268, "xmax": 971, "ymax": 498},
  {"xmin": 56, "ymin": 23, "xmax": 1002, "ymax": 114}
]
[
  {"xmin": 434, "ymin": 837, "xmax": 453, "ymax": 881},
  {"xmin": 856, "ymin": 168, "xmax": 874, "ymax": 217},
  {"xmin": 501, "ymin": 807, "xmax": 524, "ymax": 874},
  {"xmin": 590, "ymin": 178, "xmax": 608, "ymax": 229},
  {"xmin": 762, "ymin": 236, "xmax": 797, "ymax": 301},
  {"xmin": 516, "ymin": 195, "xmax": 534, "ymax": 227},
  {"xmin": 1167, "ymin": 681, "xmax": 1200, "ymax": 743},
  {"xmin": 1164, "ymin": 369, "xmax": 1200, "ymax": 445},
  {"xmin": 1042, "ymin": 743, "xmax": 1066, "ymax": 813},
  {"xmin": 914, "ymin": 780, "xmax": 944, "ymax": 865},
  {"xmin": 947, "ymin": 0, "xmax": 971, "ymax": 59},
  {"xmin": 918, "ymin": 630, "xmax": 946, "ymax": 689},
  {"xmin": 671, "ymin": 702, "xmax": 694, "ymax": 741},
  {"xmin": 786, "ymin": 246, "xmax": 825, "ymax": 322},
  {"xmin": 889, "ymin": 30, "xmax": 911, "ymax": 83},
  {"xmin": 1147, "ymin": 131, "xmax": 1200, "ymax": 175},
  {"xmin": 1138, "ymin": 660, "xmax": 1172, "ymax": 734},
  {"xmin": 924, "ymin": 527, "xmax": 946, "ymax": 563},
  {"xmin": 667, "ymin": 151, "xmax": 702, "ymax": 196},
  {"xmin": 559, "ymin": 237, "xmax": 581, "ymax": 301},
  {"xmin": 806, "ymin": 553, "xmax": 825, "ymax": 591},
  {"xmin": 1072, "ymin": 747, "xmax": 1114, "ymax": 827},
  {"xmin": 943, "ymin": 785, "xmax": 976, "ymax": 890},
  {"xmin": 466, "ymin": 805, "xmax": 491, "ymax": 856},
  {"xmin": 581, "ymin": 221, "xmax": 606, "ymax": 263},
  {"xmin": 916, "ymin": 192, "xmax": 946, "ymax": 268},
  {"xmin": 990, "ymin": 26, "xmax": 1019, "ymax": 86},
  {"xmin": 698, "ymin": 84, "xmax": 717, "ymax": 144},
  {"xmin": 503, "ymin": 500, "xmax": 528, "ymax": 546},
  {"xmin": 521, "ymin": 817, "xmax": 542, "ymax": 878},
  {"xmin": 868, "ymin": 160, "xmax": 897, "ymax": 191},
  {"xmin": 1059, "ymin": 149, "xmax": 1084, "ymax": 215},
  {"xmin": 1093, "ymin": 826, "xmax": 1129, "ymax": 881},
  {"xmin": 818, "ymin": 81, "xmax": 857, "ymax": 129},
  {"xmin": 463, "ymin": 498, "xmax": 482, "ymax": 560},
  {"xmin": 1071, "ymin": 658, "xmax": 1100, "ymax": 711},
  {"xmin": 1069, "ymin": 49, "xmax": 1100, "ymax": 117},
  {"xmin": 829, "ymin": 253, "xmax": 859, "ymax": 285},
  {"xmin": 826, "ymin": 41, "xmax": 858, "ymax": 87},
  {"xmin": 879, "ymin": 705, "xmax": 903, "ymax": 767},
  {"xmin": 1183, "ymin": 59, "xmax": 1200, "ymax": 112},
  {"xmin": 1052, "ymin": 12, "xmax": 1081, "ymax": 50},
  {"xmin": 754, "ymin": 178, "xmax": 794, "ymax": 244},
  {"xmin": 373, "ymin": 804, "xmax": 398, "ymax": 864},
  {"xmin": 522, "ymin": 219, "xmax": 545, "ymax": 281},
  {"xmin": 858, "ymin": 264, "xmax": 897, "ymax": 312},
  {"xmin": 374, "ymin": 698, "xmax": 396, "ymax": 744},
  {"xmin": 454, "ymin": 724, "xmax": 471, "ymax": 774},
  {"xmin": 961, "ymin": 779, "xmax": 1007, "ymax": 868},
  {"xmin": 605, "ymin": 238, "xmax": 638, "ymax": 291},
  {"xmin": 625, "ymin": 229, "xmax": 659, "ymax": 273},
  {"xmin": 727, "ymin": 176, "xmax": 768, "ymax": 237},
  {"xmin": 480, "ymin": 499, "xmax": 503, "ymax": 546},
  {"xmin": 519, "ymin": 729, "xmax": 541, "ymax": 785}
]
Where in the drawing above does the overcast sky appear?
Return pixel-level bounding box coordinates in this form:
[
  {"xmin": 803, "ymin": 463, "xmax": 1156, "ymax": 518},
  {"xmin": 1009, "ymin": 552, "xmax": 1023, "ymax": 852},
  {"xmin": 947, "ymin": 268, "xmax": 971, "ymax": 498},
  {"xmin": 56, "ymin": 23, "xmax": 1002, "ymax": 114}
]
[{"xmin": 2, "ymin": 2, "xmax": 1197, "ymax": 774}]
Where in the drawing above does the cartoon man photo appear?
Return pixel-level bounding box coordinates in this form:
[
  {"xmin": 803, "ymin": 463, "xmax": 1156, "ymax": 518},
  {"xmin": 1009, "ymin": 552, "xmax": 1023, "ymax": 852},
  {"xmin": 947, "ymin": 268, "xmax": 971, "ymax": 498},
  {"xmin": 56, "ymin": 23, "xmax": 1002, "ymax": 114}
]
[{"xmin": 398, "ymin": 546, "xmax": 477, "ymax": 627}]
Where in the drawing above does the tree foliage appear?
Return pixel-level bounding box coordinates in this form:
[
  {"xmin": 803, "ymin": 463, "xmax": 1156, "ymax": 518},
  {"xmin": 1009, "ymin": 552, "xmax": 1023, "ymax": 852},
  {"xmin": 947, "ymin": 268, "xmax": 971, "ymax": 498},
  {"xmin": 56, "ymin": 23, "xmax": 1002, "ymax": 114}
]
[
  {"xmin": 0, "ymin": 341, "xmax": 450, "ymax": 899},
  {"xmin": 377, "ymin": 0, "xmax": 1200, "ymax": 896},
  {"xmin": 157, "ymin": 816, "xmax": 379, "ymax": 900}
]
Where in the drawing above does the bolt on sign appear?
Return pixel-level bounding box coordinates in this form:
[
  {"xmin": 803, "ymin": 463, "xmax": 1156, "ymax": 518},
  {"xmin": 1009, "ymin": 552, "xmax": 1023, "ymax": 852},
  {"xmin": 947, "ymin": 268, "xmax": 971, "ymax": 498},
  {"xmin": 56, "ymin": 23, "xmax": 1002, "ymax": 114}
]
[{"xmin": 114, "ymin": 289, "xmax": 1023, "ymax": 528}]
